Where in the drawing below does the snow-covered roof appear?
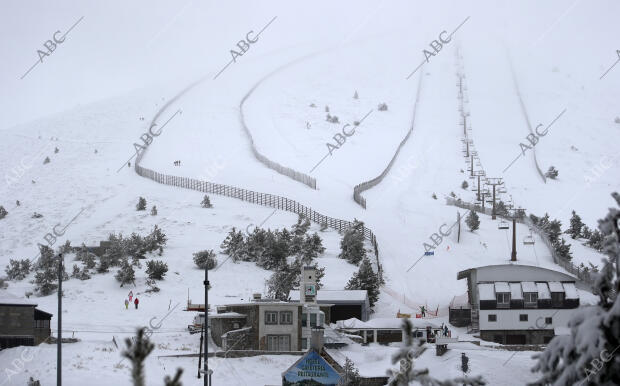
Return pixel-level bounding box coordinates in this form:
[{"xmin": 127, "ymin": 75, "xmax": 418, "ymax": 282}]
[
  {"xmin": 449, "ymin": 293, "xmax": 470, "ymax": 308},
  {"xmin": 562, "ymin": 282, "xmax": 579, "ymax": 299},
  {"xmin": 536, "ymin": 282, "xmax": 551, "ymax": 299},
  {"xmin": 289, "ymin": 290, "xmax": 368, "ymax": 303},
  {"xmin": 494, "ymin": 282, "xmax": 510, "ymax": 293},
  {"xmin": 548, "ymin": 282, "xmax": 564, "ymax": 293},
  {"xmin": 478, "ymin": 283, "xmax": 495, "ymax": 301},
  {"xmin": 210, "ymin": 312, "xmax": 246, "ymax": 319},
  {"xmin": 335, "ymin": 317, "xmax": 439, "ymax": 330},
  {"xmin": 521, "ymin": 282, "xmax": 537, "ymax": 293},
  {"xmin": 0, "ymin": 292, "xmax": 37, "ymax": 306},
  {"xmin": 509, "ymin": 283, "xmax": 523, "ymax": 300}
]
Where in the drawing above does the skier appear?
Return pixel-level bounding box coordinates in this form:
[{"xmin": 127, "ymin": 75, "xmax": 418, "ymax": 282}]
[
  {"xmin": 128, "ymin": 291, "xmax": 133, "ymax": 302},
  {"xmin": 134, "ymin": 297, "xmax": 139, "ymax": 309},
  {"xmin": 16, "ymin": 200, "xmax": 20, "ymax": 206},
  {"xmin": 420, "ymin": 305, "xmax": 426, "ymax": 318},
  {"xmin": 124, "ymin": 299, "xmax": 129, "ymax": 310},
  {"xmin": 444, "ymin": 325, "xmax": 449, "ymax": 337}
]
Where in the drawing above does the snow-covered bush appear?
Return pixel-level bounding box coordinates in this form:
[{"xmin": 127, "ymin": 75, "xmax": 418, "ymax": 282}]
[
  {"xmin": 378, "ymin": 103, "xmax": 388, "ymax": 111},
  {"xmin": 545, "ymin": 166, "xmax": 559, "ymax": 179},
  {"xmin": 54, "ymin": 147, "xmax": 59, "ymax": 153},
  {"xmin": 530, "ymin": 192, "xmax": 620, "ymax": 385},
  {"xmin": 146, "ymin": 260, "xmax": 168, "ymax": 280},
  {"xmin": 201, "ymin": 195, "xmax": 212, "ymax": 208},
  {"xmin": 339, "ymin": 220, "xmax": 367, "ymax": 265},
  {"xmin": 5, "ymin": 259, "xmax": 31, "ymax": 281},
  {"xmin": 136, "ymin": 197, "xmax": 147, "ymax": 211},
  {"xmin": 43, "ymin": 156, "xmax": 50, "ymax": 164},
  {"xmin": 0, "ymin": 206, "xmax": 7, "ymax": 219},
  {"xmin": 115, "ymin": 258, "xmax": 135, "ymax": 287},
  {"xmin": 432, "ymin": 193, "xmax": 437, "ymax": 200},
  {"xmin": 466, "ymin": 211, "xmax": 480, "ymax": 231},
  {"xmin": 32, "ymin": 212, "xmax": 43, "ymax": 218},
  {"xmin": 461, "ymin": 180, "xmax": 469, "ymax": 189},
  {"xmin": 346, "ymin": 257, "xmax": 380, "ymax": 308},
  {"xmin": 193, "ymin": 250, "xmax": 217, "ymax": 270},
  {"xmin": 150, "ymin": 206, "xmax": 157, "ymax": 216},
  {"xmin": 353, "ymin": 91, "xmax": 359, "ymax": 99}
]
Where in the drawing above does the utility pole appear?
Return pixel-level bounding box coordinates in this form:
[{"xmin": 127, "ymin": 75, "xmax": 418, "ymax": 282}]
[
  {"xmin": 472, "ymin": 171, "xmax": 485, "ymax": 202},
  {"xmin": 203, "ymin": 266, "xmax": 210, "ymax": 386},
  {"xmin": 470, "ymin": 154, "xmax": 474, "ymax": 177},
  {"xmin": 507, "ymin": 208, "xmax": 524, "ymax": 262},
  {"xmin": 486, "ymin": 178, "xmax": 504, "ymax": 220},
  {"xmin": 57, "ymin": 253, "xmax": 63, "ymax": 386}
]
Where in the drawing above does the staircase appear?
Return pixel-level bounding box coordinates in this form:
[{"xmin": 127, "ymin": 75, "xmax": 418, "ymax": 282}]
[{"xmin": 468, "ymin": 305, "xmax": 479, "ymax": 333}]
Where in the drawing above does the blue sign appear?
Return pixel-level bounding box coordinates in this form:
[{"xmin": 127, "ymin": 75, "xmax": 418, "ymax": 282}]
[
  {"xmin": 283, "ymin": 350, "xmax": 342, "ymax": 385},
  {"xmin": 424, "ymin": 251, "xmax": 434, "ymax": 256}
]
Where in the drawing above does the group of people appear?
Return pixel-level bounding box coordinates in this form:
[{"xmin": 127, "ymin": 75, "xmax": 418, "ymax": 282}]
[
  {"xmin": 173, "ymin": 160, "xmax": 182, "ymax": 166},
  {"xmin": 124, "ymin": 290, "xmax": 139, "ymax": 309}
]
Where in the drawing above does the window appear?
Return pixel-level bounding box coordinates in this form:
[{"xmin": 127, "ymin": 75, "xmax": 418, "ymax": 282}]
[
  {"xmin": 488, "ymin": 314, "xmax": 497, "ymax": 322},
  {"xmin": 232, "ymin": 322, "xmax": 240, "ymax": 329},
  {"xmin": 524, "ymin": 292, "xmax": 538, "ymax": 308},
  {"xmin": 310, "ymin": 313, "xmax": 317, "ymax": 327},
  {"xmin": 519, "ymin": 314, "xmax": 528, "ymax": 322},
  {"xmin": 301, "ymin": 313, "xmax": 307, "ymax": 327},
  {"xmin": 267, "ymin": 335, "xmax": 290, "ymax": 351},
  {"xmin": 545, "ymin": 317, "xmax": 552, "ymax": 325},
  {"xmin": 280, "ymin": 311, "xmax": 293, "ymax": 325},
  {"xmin": 265, "ymin": 311, "xmax": 278, "ymax": 325},
  {"xmin": 301, "ymin": 338, "xmax": 308, "ymax": 350},
  {"xmin": 496, "ymin": 293, "xmax": 510, "ymax": 308},
  {"xmin": 551, "ymin": 292, "xmax": 565, "ymax": 308}
]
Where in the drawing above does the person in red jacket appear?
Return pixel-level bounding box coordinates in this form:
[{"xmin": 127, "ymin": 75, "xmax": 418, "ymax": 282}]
[{"xmin": 134, "ymin": 297, "xmax": 139, "ymax": 309}]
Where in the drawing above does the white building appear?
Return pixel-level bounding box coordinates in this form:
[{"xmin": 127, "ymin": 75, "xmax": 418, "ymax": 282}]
[{"xmin": 454, "ymin": 264, "xmax": 591, "ymax": 345}]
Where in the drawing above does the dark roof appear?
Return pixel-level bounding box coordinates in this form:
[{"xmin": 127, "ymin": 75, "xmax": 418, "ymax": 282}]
[{"xmin": 34, "ymin": 308, "xmax": 53, "ymax": 319}]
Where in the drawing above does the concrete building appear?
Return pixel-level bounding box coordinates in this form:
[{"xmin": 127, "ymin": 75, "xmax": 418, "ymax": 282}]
[
  {"xmin": 454, "ymin": 264, "xmax": 586, "ymax": 344},
  {"xmin": 0, "ymin": 297, "xmax": 52, "ymax": 349}
]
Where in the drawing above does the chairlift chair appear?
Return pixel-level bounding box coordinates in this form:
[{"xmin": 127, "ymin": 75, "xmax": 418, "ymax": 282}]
[
  {"xmin": 523, "ymin": 230, "xmax": 535, "ymax": 245},
  {"xmin": 498, "ymin": 219, "xmax": 510, "ymax": 230}
]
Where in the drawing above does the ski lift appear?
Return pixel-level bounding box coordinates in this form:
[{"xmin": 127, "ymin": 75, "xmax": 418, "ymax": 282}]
[
  {"xmin": 498, "ymin": 219, "xmax": 510, "ymax": 230},
  {"xmin": 523, "ymin": 230, "xmax": 535, "ymax": 245}
]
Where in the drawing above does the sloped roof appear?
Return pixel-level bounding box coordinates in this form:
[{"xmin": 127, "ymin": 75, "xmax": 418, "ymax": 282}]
[
  {"xmin": 478, "ymin": 283, "xmax": 495, "ymax": 301},
  {"xmin": 289, "ymin": 290, "xmax": 368, "ymax": 303},
  {"xmin": 509, "ymin": 283, "xmax": 523, "ymax": 300}
]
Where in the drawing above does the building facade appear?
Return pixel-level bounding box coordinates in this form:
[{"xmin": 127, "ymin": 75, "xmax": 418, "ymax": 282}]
[{"xmin": 0, "ymin": 300, "xmax": 52, "ymax": 349}]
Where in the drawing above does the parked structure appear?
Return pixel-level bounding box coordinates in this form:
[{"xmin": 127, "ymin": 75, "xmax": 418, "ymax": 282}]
[
  {"xmin": 454, "ymin": 264, "xmax": 586, "ymax": 344},
  {"xmin": 0, "ymin": 297, "xmax": 52, "ymax": 349}
]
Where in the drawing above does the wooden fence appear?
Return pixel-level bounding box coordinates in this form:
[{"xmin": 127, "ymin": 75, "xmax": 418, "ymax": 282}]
[
  {"xmin": 353, "ymin": 73, "xmax": 424, "ymax": 209},
  {"xmin": 445, "ymin": 197, "xmax": 594, "ymax": 286},
  {"xmin": 134, "ymin": 151, "xmax": 381, "ymax": 279}
]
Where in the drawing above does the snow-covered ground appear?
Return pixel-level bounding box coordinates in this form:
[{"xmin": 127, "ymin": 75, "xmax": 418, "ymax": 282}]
[{"xmin": 1, "ymin": 0, "xmax": 619, "ymax": 385}]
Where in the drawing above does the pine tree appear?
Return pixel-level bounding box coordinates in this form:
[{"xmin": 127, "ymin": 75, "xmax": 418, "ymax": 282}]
[
  {"xmin": 553, "ymin": 238, "xmax": 573, "ymax": 261},
  {"xmin": 298, "ymin": 233, "xmax": 326, "ymax": 264},
  {"xmin": 461, "ymin": 180, "xmax": 469, "ymax": 189},
  {"xmin": 0, "ymin": 206, "xmax": 7, "ymax": 219},
  {"xmin": 34, "ymin": 246, "xmax": 67, "ymax": 296},
  {"xmin": 193, "ymin": 250, "xmax": 217, "ymax": 270},
  {"xmin": 220, "ymin": 227, "xmax": 245, "ymax": 261},
  {"xmin": 581, "ymin": 225, "xmax": 593, "ymax": 240},
  {"xmin": 136, "ymin": 197, "xmax": 147, "ymax": 211},
  {"xmin": 432, "ymin": 193, "xmax": 437, "ymax": 200},
  {"xmin": 292, "ymin": 215, "xmax": 311, "ymax": 236},
  {"xmin": 123, "ymin": 328, "xmax": 153, "ymax": 386},
  {"xmin": 496, "ymin": 201, "xmax": 508, "ymax": 217},
  {"xmin": 146, "ymin": 260, "xmax": 168, "ymax": 280},
  {"xmin": 145, "ymin": 225, "xmax": 167, "ymax": 252},
  {"xmin": 346, "ymin": 257, "xmax": 380, "ymax": 308},
  {"xmin": 267, "ymin": 265, "xmax": 297, "ymax": 301},
  {"xmin": 43, "ymin": 157, "xmax": 50, "ymax": 164},
  {"xmin": 566, "ymin": 210, "xmax": 584, "ymax": 239},
  {"xmin": 150, "ymin": 206, "xmax": 157, "ymax": 216},
  {"xmin": 531, "ymin": 192, "xmax": 620, "ymax": 385},
  {"xmin": 466, "ymin": 211, "xmax": 480, "ymax": 232},
  {"xmin": 115, "ymin": 258, "xmax": 136, "ymax": 287},
  {"xmin": 353, "ymin": 91, "xmax": 359, "ymax": 99},
  {"xmin": 339, "ymin": 220, "xmax": 367, "ymax": 265},
  {"xmin": 342, "ymin": 357, "xmax": 362, "ymax": 385},
  {"xmin": 201, "ymin": 195, "xmax": 213, "ymax": 208},
  {"xmin": 586, "ymin": 229, "xmax": 605, "ymax": 251},
  {"xmin": 5, "ymin": 259, "xmax": 31, "ymax": 281}
]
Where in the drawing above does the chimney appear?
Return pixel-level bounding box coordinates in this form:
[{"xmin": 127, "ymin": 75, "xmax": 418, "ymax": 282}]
[
  {"xmin": 252, "ymin": 293, "xmax": 262, "ymax": 301},
  {"xmin": 310, "ymin": 327, "xmax": 324, "ymax": 352}
]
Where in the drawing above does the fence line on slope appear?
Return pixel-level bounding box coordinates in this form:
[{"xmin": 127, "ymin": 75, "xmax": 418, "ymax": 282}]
[
  {"xmin": 445, "ymin": 197, "xmax": 594, "ymax": 286},
  {"xmin": 239, "ymin": 53, "xmax": 319, "ymax": 190},
  {"xmin": 352, "ymin": 71, "xmax": 424, "ymax": 209},
  {"xmin": 135, "ymin": 152, "xmax": 381, "ymax": 279}
]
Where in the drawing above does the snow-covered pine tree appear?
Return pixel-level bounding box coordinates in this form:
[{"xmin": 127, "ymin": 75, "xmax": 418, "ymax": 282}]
[
  {"xmin": 339, "ymin": 220, "xmax": 367, "ymax": 265},
  {"xmin": 123, "ymin": 328, "xmax": 183, "ymax": 386},
  {"xmin": 298, "ymin": 233, "xmax": 326, "ymax": 264},
  {"xmin": 115, "ymin": 258, "xmax": 135, "ymax": 287},
  {"xmin": 193, "ymin": 250, "xmax": 217, "ymax": 270},
  {"xmin": 136, "ymin": 197, "xmax": 147, "ymax": 211},
  {"xmin": 150, "ymin": 206, "xmax": 157, "ymax": 216},
  {"xmin": 5, "ymin": 259, "xmax": 31, "ymax": 281},
  {"xmin": 145, "ymin": 225, "xmax": 167, "ymax": 252},
  {"xmin": 342, "ymin": 357, "xmax": 362, "ymax": 386},
  {"xmin": 345, "ymin": 257, "xmax": 380, "ymax": 307},
  {"xmin": 587, "ymin": 229, "xmax": 605, "ymax": 251},
  {"xmin": 378, "ymin": 103, "xmax": 388, "ymax": 111},
  {"xmin": 220, "ymin": 227, "xmax": 245, "ymax": 261},
  {"xmin": 582, "ymin": 225, "xmax": 593, "ymax": 240},
  {"xmin": 530, "ymin": 192, "xmax": 620, "ymax": 385},
  {"xmin": 43, "ymin": 156, "xmax": 50, "ymax": 164},
  {"xmin": 54, "ymin": 147, "xmax": 59, "ymax": 153},
  {"xmin": 0, "ymin": 206, "xmax": 7, "ymax": 219},
  {"xmin": 553, "ymin": 238, "xmax": 573, "ymax": 261},
  {"xmin": 545, "ymin": 166, "xmax": 559, "ymax": 179},
  {"xmin": 267, "ymin": 265, "xmax": 297, "ymax": 301},
  {"xmin": 71, "ymin": 264, "xmax": 80, "ymax": 278},
  {"xmin": 566, "ymin": 210, "xmax": 584, "ymax": 239},
  {"xmin": 292, "ymin": 214, "xmax": 311, "ymax": 236},
  {"xmin": 146, "ymin": 260, "xmax": 168, "ymax": 280},
  {"xmin": 432, "ymin": 193, "xmax": 437, "ymax": 200},
  {"xmin": 353, "ymin": 91, "xmax": 359, "ymax": 99},
  {"xmin": 461, "ymin": 180, "xmax": 469, "ymax": 189},
  {"xmin": 496, "ymin": 201, "xmax": 509, "ymax": 217},
  {"xmin": 201, "ymin": 195, "xmax": 213, "ymax": 208},
  {"xmin": 34, "ymin": 245, "xmax": 67, "ymax": 296},
  {"xmin": 387, "ymin": 319, "xmax": 485, "ymax": 385},
  {"xmin": 466, "ymin": 211, "xmax": 480, "ymax": 232}
]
